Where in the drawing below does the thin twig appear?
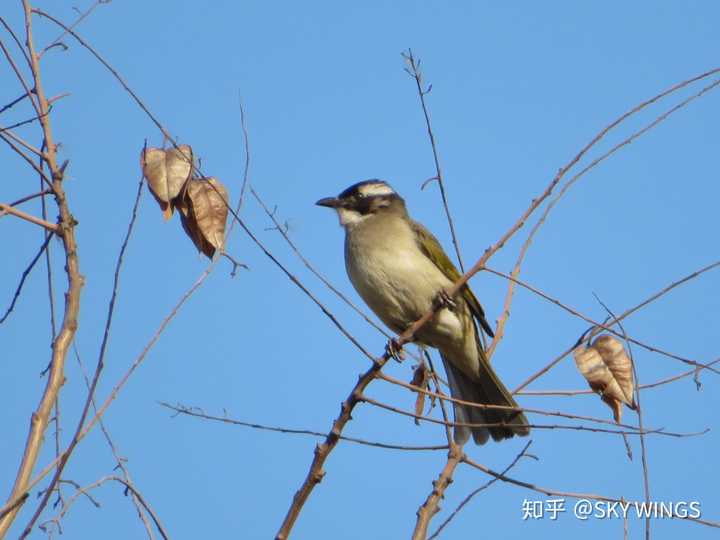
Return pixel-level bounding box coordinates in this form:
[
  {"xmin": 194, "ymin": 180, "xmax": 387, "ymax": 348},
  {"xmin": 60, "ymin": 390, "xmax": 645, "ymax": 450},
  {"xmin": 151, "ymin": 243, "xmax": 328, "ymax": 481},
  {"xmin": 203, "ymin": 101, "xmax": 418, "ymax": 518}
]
[
  {"xmin": 0, "ymin": 131, "xmax": 54, "ymax": 186},
  {"xmin": 251, "ymin": 187, "xmax": 391, "ymax": 339},
  {"xmin": 0, "ymin": 15, "xmax": 33, "ymax": 71},
  {"xmin": 159, "ymin": 402, "xmax": 447, "ymax": 452},
  {"xmin": 378, "ymin": 371, "xmax": 678, "ymax": 432},
  {"xmin": 485, "ymin": 265, "xmax": 720, "ymax": 373},
  {"xmin": 1, "ymin": 121, "xmax": 45, "ymax": 156},
  {"xmin": 73, "ymin": 345, "xmax": 156, "ymax": 539},
  {"xmin": 0, "ymin": 92, "xmax": 30, "ymax": 115},
  {"xmin": 19, "ymin": 173, "xmax": 145, "ymax": 538},
  {"xmin": 38, "ymin": 0, "xmax": 108, "ymax": 58},
  {"xmin": 0, "ymin": 109, "xmax": 49, "ymax": 132},
  {"xmin": 487, "ymin": 75, "xmax": 720, "ymax": 360},
  {"xmin": 0, "ymin": 233, "xmax": 52, "ymax": 324},
  {"xmin": 462, "ymin": 454, "xmax": 618, "ymax": 502},
  {"xmin": 593, "ymin": 295, "xmax": 651, "ymax": 540},
  {"xmin": 465, "ymin": 455, "xmax": 720, "ymax": 530},
  {"xmin": 513, "ymin": 260, "xmax": 720, "ymax": 394},
  {"xmin": 0, "ymin": 189, "xmax": 52, "ymax": 214},
  {"xmin": 0, "ymin": 34, "xmax": 40, "ymax": 117},
  {"xmin": 225, "ymin": 97, "xmax": 251, "ymax": 237},
  {"xmin": 0, "ymin": 202, "xmax": 58, "ymax": 232},
  {"xmin": 359, "ymin": 394, "xmax": 702, "ymax": 438},
  {"xmin": 32, "ymin": 9, "xmax": 174, "ymax": 142},
  {"xmin": 402, "ymin": 49, "xmax": 464, "ymax": 272},
  {"xmin": 516, "ymin": 355, "xmax": 720, "ymax": 396},
  {"xmin": 41, "ymin": 476, "xmax": 169, "ymax": 540}
]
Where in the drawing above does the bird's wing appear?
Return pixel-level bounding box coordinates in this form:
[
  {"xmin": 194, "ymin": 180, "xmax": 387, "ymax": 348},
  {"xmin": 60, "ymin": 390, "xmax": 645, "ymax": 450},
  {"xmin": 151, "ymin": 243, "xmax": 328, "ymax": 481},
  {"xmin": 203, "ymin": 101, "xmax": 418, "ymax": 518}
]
[{"xmin": 410, "ymin": 220, "xmax": 495, "ymax": 338}]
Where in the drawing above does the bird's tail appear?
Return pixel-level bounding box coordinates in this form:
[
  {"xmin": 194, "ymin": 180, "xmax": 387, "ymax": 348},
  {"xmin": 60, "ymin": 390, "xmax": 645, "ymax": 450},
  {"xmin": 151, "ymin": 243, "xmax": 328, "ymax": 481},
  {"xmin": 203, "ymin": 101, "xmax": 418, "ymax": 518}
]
[{"xmin": 440, "ymin": 354, "xmax": 530, "ymax": 445}]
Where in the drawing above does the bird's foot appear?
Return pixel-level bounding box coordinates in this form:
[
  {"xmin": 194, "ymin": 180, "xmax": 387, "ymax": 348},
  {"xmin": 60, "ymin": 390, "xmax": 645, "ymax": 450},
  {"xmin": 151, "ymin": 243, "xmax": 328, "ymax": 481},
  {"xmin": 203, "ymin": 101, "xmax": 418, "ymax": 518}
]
[
  {"xmin": 433, "ymin": 289, "xmax": 457, "ymax": 311},
  {"xmin": 385, "ymin": 338, "xmax": 406, "ymax": 362}
]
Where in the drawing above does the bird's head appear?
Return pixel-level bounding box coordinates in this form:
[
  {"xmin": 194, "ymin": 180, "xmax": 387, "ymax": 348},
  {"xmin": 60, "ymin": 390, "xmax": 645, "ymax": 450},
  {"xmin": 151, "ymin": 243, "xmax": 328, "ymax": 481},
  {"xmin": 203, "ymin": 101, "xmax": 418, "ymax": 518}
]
[{"xmin": 316, "ymin": 179, "xmax": 404, "ymax": 227}]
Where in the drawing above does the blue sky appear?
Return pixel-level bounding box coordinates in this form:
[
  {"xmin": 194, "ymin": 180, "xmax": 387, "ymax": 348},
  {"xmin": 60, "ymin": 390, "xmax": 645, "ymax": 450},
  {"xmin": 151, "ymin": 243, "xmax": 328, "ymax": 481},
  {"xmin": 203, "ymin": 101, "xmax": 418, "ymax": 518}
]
[{"xmin": 2, "ymin": 1, "xmax": 719, "ymax": 539}]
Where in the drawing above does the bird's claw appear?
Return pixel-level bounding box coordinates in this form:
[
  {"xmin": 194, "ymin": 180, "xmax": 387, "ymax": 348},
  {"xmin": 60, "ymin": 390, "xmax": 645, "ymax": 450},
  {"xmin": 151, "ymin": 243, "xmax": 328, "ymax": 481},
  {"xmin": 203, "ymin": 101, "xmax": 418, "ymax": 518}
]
[
  {"xmin": 385, "ymin": 338, "xmax": 405, "ymax": 362},
  {"xmin": 433, "ymin": 289, "xmax": 457, "ymax": 311}
]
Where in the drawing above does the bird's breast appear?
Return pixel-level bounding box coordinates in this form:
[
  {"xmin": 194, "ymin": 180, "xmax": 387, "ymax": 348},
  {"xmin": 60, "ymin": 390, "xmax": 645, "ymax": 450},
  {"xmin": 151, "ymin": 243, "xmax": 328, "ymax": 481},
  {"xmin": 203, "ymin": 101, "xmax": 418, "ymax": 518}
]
[{"xmin": 344, "ymin": 220, "xmax": 453, "ymax": 336}]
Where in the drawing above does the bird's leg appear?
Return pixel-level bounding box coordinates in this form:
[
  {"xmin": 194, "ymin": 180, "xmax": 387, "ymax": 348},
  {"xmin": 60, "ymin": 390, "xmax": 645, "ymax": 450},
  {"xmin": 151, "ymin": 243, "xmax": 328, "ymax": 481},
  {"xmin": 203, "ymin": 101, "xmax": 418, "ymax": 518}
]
[
  {"xmin": 433, "ymin": 288, "xmax": 457, "ymax": 311},
  {"xmin": 385, "ymin": 338, "xmax": 406, "ymax": 362}
]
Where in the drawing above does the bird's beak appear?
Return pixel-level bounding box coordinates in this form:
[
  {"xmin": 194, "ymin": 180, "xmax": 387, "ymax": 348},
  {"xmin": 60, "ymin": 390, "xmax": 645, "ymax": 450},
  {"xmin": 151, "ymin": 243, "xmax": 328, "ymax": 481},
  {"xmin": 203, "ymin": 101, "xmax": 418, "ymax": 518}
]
[{"xmin": 315, "ymin": 196, "xmax": 342, "ymax": 208}]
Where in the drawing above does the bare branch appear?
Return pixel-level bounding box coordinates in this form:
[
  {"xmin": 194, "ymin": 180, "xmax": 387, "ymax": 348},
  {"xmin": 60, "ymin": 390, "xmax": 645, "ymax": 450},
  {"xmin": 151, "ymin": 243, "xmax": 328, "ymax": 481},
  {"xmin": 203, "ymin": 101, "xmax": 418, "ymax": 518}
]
[
  {"xmin": 412, "ymin": 354, "xmax": 461, "ymax": 540},
  {"xmin": 275, "ymin": 358, "xmax": 389, "ymax": 540},
  {"xmin": 0, "ymin": 2, "xmax": 83, "ymax": 535},
  {"xmin": 412, "ymin": 445, "xmax": 463, "ymax": 540},
  {"xmin": 429, "ymin": 441, "xmax": 534, "ymax": 539},
  {"xmin": 159, "ymin": 402, "xmax": 447, "ymax": 452}
]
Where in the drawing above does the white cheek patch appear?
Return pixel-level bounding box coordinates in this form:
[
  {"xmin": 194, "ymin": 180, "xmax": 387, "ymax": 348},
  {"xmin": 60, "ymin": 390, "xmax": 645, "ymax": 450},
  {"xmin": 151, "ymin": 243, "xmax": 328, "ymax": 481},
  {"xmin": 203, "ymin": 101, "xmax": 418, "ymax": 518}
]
[
  {"xmin": 358, "ymin": 183, "xmax": 395, "ymax": 197},
  {"xmin": 337, "ymin": 208, "xmax": 369, "ymax": 227}
]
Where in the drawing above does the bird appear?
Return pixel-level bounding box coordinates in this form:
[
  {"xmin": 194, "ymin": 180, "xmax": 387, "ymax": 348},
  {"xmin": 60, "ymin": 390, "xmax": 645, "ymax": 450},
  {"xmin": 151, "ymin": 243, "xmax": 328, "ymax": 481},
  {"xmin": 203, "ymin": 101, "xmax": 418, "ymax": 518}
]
[{"xmin": 316, "ymin": 179, "xmax": 530, "ymax": 445}]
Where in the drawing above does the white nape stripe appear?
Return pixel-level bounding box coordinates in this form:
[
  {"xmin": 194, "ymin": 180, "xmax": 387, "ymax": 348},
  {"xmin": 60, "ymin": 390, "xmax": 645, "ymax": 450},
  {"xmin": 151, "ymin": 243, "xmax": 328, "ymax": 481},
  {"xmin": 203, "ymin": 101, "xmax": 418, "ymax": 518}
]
[{"xmin": 358, "ymin": 182, "xmax": 395, "ymax": 197}]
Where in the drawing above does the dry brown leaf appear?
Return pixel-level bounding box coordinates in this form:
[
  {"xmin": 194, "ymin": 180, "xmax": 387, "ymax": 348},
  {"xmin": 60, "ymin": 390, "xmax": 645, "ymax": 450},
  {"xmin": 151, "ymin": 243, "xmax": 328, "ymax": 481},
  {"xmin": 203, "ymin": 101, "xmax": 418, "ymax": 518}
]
[
  {"xmin": 410, "ymin": 363, "xmax": 429, "ymax": 426},
  {"xmin": 573, "ymin": 334, "xmax": 637, "ymax": 423},
  {"xmin": 179, "ymin": 177, "xmax": 229, "ymax": 258},
  {"xmin": 140, "ymin": 145, "xmax": 193, "ymax": 220}
]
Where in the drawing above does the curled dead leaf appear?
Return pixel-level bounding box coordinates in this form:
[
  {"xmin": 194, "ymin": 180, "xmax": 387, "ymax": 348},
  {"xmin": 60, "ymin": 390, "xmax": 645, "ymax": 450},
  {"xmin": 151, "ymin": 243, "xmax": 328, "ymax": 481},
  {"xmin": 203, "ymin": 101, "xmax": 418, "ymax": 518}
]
[
  {"xmin": 573, "ymin": 334, "xmax": 637, "ymax": 423},
  {"xmin": 141, "ymin": 145, "xmax": 193, "ymax": 220},
  {"xmin": 410, "ymin": 363, "xmax": 429, "ymax": 426},
  {"xmin": 179, "ymin": 177, "xmax": 229, "ymax": 258}
]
